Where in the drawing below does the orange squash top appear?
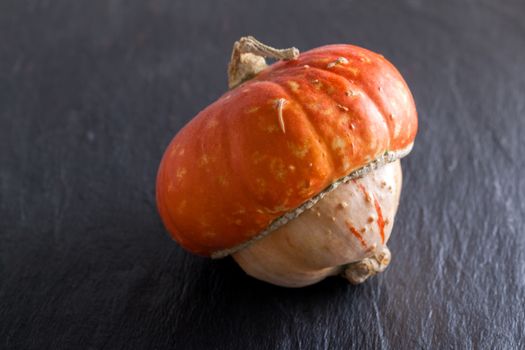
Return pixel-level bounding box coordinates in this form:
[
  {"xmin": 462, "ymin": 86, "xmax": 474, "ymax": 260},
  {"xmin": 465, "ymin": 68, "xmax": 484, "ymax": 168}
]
[{"xmin": 156, "ymin": 41, "xmax": 417, "ymax": 256}]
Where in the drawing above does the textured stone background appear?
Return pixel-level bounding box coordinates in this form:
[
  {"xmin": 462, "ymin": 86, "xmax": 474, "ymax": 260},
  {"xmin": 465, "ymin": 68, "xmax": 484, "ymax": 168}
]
[{"xmin": 1, "ymin": 0, "xmax": 524, "ymax": 348}]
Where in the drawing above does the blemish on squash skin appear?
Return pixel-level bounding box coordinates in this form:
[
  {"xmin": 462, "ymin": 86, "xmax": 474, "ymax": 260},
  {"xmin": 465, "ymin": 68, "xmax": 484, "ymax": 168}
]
[
  {"xmin": 270, "ymin": 158, "xmax": 287, "ymax": 181},
  {"xmin": 346, "ymin": 221, "xmax": 367, "ymax": 248},
  {"xmin": 176, "ymin": 199, "xmax": 187, "ymax": 214},
  {"xmin": 337, "ymin": 104, "xmax": 349, "ymax": 112},
  {"xmin": 176, "ymin": 168, "xmax": 187, "ymax": 178},
  {"xmin": 327, "ymin": 57, "xmax": 349, "ymax": 68},
  {"xmin": 321, "ymin": 107, "xmax": 335, "ymax": 116},
  {"xmin": 331, "ymin": 136, "xmax": 346, "ymax": 151},
  {"xmin": 204, "ymin": 231, "xmax": 217, "ymax": 238},
  {"xmin": 275, "ymin": 98, "xmax": 287, "ymax": 133},
  {"xmin": 170, "ymin": 146, "xmax": 184, "ymax": 158},
  {"xmin": 287, "ymin": 142, "xmax": 309, "ymax": 159},
  {"xmin": 218, "ymin": 175, "xmax": 229, "ymax": 187},
  {"xmin": 373, "ymin": 197, "xmax": 386, "ymax": 243},
  {"xmin": 285, "ymin": 236, "xmax": 295, "ymax": 248},
  {"xmin": 252, "ymin": 151, "xmax": 265, "ymax": 164},
  {"xmin": 311, "ymin": 80, "xmax": 323, "ymax": 90},
  {"xmin": 344, "ymin": 67, "xmax": 360, "ymax": 76},
  {"xmin": 287, "ymin": 81, "xmax": 300, "ymax": 92},
  {"xmin": 245, "ymin": 106, "xmax": 260, "ymax": 114},
  {"xmin": 342, "ymin": 158, "xmax": 350, "ymax": 170},
  {"xmin": 257, "ymin": 117, "xmax": 279, "ymax": 133},
  {"xmin": 325, "ymin": 85, "xmax": 335, "ymax": 94},
  {"xmin": 206, "ymin": 118, "xmax": 218, "ymax": 129},
  {"xmin": 359, "ymin": 54, "xmax": 371, "ymax": 63},
  {"xmin": 354, "ymin": 180, "xmax": 372, "ymax": 203},
  {"xmin": 255, "ymin": 178, "xmax": 267, "ymax": 192},
  {"xmin": 233, "ymin": 207, "xmax": 246, "ymax": 215},
  {"xmin": 199, "ymin": 154, "xmax": 209, "ymax": 167}
]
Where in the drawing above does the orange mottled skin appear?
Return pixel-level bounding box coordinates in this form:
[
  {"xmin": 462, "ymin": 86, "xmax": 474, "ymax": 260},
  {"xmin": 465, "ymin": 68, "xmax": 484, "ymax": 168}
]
[{"xmin": 156, "ymin": 44, "xmax": 418, "ymax": 256}]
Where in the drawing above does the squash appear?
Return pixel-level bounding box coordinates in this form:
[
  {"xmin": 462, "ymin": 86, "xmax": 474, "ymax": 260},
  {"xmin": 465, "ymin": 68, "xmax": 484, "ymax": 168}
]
[{"xmin": 156, "ymin": 36, "xmax": 417, "ymax": 286}]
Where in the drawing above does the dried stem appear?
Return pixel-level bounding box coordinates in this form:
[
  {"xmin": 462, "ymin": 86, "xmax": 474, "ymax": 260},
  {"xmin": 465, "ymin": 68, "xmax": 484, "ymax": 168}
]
[
  {"xmin": 342, "ymin": 245, "xmax": 391, "ymax": 285},
  {"xmin": 228, "ymin": 36, "xmax": 299, "ymax": 89}
]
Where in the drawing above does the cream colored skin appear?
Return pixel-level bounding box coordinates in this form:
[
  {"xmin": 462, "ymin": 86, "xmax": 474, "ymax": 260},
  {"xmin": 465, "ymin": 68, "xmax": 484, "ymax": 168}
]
[{"xmin": 233, "ymin": 160, "xmax": 402, "ymax": 287}]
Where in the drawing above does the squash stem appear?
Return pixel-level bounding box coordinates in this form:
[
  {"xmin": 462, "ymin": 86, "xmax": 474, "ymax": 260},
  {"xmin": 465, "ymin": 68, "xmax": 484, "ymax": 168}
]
[{"xmin": 228, "ymin": 36, "xmax": 299, "ymax": 89}]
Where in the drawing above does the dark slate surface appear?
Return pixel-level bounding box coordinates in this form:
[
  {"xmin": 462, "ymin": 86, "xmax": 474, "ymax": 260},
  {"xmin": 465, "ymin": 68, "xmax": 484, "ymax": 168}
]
[{"xmin": 1, "ymin": 0, "xmax": 524, "ymax": 349}]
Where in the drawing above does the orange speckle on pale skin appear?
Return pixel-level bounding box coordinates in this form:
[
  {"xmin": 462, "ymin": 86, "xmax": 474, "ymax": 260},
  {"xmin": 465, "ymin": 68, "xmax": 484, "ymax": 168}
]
[{"xmin": 346, "ymin": 220, "xmax": 367, "ymax": 248}]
